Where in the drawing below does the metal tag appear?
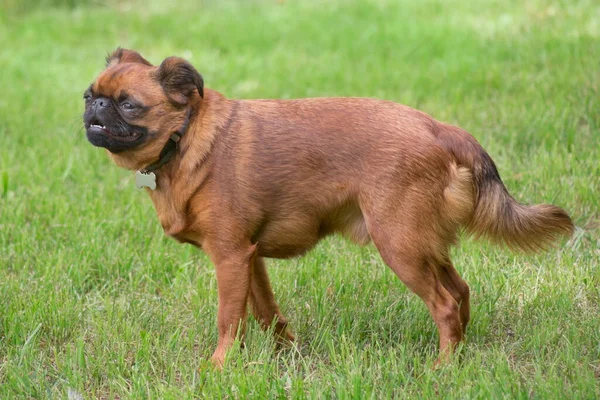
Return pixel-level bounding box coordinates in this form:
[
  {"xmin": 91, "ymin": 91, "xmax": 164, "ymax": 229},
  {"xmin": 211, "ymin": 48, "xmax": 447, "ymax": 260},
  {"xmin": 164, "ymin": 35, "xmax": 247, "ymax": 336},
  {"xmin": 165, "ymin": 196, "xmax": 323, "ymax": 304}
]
[{"xmin": 135, "ymin": 170, "xmax": 157, "ymax": 190}]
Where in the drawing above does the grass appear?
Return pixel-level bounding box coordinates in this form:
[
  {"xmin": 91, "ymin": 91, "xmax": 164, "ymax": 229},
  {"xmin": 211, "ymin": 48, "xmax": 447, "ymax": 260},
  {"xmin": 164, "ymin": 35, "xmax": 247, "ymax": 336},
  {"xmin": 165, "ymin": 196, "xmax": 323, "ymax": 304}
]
[{"xmin": 0, "ymin": 0, "xmax": 599, "ymax": 397}]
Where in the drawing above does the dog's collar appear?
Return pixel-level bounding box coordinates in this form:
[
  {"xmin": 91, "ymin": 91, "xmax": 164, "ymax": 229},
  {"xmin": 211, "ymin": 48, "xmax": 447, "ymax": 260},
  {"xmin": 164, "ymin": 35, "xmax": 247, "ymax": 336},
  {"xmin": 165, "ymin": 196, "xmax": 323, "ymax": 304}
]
[{"xmin": 135, "ymin": 109, "xmax": 192, "ymax": 190}]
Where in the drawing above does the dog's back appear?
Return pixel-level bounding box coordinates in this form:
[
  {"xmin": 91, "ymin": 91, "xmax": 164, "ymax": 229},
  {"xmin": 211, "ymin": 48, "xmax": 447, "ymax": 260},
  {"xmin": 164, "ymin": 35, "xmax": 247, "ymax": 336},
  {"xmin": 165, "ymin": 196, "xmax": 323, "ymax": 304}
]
[{"xmin": 208, "ymin": 96, "xmax": 573, "ymax": 260}]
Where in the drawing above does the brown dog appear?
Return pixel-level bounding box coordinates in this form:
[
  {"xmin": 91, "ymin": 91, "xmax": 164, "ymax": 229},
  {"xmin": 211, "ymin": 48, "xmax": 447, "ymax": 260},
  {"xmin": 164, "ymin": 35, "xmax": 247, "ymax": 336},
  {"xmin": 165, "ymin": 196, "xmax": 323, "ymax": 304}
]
[{"xmin": 83, "ymin": 48, "xmax": 574, "ymax": 366}]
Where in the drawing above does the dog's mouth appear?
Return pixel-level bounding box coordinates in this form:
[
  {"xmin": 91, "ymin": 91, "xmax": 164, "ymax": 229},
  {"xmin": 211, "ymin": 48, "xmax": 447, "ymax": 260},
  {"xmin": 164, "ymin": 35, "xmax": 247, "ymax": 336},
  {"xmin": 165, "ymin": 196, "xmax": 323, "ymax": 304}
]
[
  {"xmin": 87, "ymin": 117, "xmax": 110, "ymax": 134},
  {"xmin": 85, "ymin": 114, "xmax": 149, "ymax": 153},
  {"xmin": 86, "ymin": 117, "xmax": 141, "ymax": 142},
  {"xmin": 89, "ymin": 119, "xmax": 106, "ymax": 130}
]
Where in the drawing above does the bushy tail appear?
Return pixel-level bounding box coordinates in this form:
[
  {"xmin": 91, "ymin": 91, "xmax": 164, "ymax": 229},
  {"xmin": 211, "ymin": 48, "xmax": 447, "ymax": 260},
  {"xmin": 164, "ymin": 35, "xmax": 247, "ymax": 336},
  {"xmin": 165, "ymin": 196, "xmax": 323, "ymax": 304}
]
[
  {"xmin": 439, "ymin": 123, "xmax": 574, "ymax": 253},
  {"xmin": 467, "ymin": 153, "xmax": 574, "ymax": 252}
]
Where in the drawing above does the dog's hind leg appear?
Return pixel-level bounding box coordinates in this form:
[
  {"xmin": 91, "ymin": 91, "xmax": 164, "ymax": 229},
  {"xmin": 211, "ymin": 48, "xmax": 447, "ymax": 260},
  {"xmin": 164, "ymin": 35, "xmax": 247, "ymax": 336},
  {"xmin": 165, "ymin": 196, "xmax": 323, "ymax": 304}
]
[
  {"xmin": 376, "ymin": 242, "xmax": 464, "ymax": 355},
  {"xmin": 437, "ymin": 258, "xmax": 470, "ymax": 332},
  {"xmin": 249, "ymin": 257, "xmax": 295, "ymax": 343},
  {"xmin": 361, "ymin": 190, "xmax": 465, "ymax": 361}
]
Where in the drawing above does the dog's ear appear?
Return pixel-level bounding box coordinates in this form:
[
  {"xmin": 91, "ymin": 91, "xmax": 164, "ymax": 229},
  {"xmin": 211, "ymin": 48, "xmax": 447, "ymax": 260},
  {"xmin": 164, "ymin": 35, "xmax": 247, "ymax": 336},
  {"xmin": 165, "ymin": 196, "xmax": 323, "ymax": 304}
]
[
  {"xmin": 155, "ymin": 56, "xmax": 204, "ymax": 106},
  {"xmin": 106, "ymin": 47, "xmax": 152, "ymax": 67}
]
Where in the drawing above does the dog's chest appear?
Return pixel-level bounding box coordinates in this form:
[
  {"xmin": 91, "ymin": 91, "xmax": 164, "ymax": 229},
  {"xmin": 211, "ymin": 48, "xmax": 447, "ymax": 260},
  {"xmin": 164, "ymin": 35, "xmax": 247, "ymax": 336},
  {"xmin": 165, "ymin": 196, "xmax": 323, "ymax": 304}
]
[
  {"xmin": 149, "ymin": 189, "xmax": 208, "ymax": 248},
  {"xmin": 169, "ymin": 229, "xmax": 204, "ymax": 248},
  {"xmin": 159, "ymin": 211, "xmax": 207, "ymax": 248}
]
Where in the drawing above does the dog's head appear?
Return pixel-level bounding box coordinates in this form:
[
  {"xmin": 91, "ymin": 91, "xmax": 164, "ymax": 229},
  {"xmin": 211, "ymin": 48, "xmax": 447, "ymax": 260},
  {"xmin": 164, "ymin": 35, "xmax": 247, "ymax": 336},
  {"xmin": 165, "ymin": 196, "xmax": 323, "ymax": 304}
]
[{"xmin": 83, "ymin": 48, "xmax": 203, "ymax": 169}]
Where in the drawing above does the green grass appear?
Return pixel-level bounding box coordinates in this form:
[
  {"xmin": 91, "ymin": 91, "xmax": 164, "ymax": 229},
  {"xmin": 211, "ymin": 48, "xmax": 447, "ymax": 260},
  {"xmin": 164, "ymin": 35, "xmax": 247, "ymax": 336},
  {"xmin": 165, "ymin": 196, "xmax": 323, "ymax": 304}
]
[{"xmin": 0, "ymin": 0, "xmax": 599, "ymax": 398}]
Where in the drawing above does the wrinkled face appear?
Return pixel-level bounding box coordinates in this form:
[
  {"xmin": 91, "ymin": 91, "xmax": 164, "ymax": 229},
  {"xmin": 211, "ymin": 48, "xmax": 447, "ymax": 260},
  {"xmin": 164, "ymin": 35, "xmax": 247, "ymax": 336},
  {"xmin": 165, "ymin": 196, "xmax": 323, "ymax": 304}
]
[
  {"xmin": 83, "ymin": 48, "xmax": 204, "ymax": 165},
  {"xmin": 83, "ymin": 64, "xmax": 158, "ymax": 153}
]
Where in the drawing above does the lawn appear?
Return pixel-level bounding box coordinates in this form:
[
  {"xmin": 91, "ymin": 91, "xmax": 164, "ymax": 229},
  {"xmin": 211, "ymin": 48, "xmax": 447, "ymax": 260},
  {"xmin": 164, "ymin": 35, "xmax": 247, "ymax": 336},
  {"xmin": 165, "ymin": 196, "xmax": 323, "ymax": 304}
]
[{"xmin": 0, "ymin": 0, "xmax": 598, "ymax": 398}]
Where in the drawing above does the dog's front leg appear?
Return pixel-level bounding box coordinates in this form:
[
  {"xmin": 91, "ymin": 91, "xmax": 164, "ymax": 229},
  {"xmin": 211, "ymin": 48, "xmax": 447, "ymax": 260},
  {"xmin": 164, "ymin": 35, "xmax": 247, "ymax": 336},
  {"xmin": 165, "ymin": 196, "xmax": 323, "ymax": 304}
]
[{"xmin": 207, "ymin": 241, "xmax": 257, "ymax": 368}]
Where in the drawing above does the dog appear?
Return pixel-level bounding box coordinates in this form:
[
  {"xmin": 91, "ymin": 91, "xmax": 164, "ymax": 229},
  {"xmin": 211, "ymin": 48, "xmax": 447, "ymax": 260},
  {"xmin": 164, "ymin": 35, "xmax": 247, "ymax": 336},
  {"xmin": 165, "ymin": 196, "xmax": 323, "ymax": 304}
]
[{"xmin": 83, "ymin": 48, "xmax": 574, "ymax": 366}]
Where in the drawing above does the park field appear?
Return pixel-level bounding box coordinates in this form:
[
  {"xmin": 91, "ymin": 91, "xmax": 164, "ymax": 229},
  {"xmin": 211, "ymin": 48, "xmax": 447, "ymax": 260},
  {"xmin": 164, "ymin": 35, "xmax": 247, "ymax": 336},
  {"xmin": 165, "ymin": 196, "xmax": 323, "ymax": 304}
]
[{"xmin": 0, "ymin": 0, "xmax": 598, "ymax": 398}]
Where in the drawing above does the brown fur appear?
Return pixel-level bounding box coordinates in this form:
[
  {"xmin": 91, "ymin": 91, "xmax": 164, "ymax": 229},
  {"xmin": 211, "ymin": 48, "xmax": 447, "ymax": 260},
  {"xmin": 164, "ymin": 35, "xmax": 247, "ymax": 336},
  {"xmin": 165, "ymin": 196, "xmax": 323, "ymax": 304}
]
[{"xmin": 84, "ymin": 49, "xmax": 574, "ymax": 367}]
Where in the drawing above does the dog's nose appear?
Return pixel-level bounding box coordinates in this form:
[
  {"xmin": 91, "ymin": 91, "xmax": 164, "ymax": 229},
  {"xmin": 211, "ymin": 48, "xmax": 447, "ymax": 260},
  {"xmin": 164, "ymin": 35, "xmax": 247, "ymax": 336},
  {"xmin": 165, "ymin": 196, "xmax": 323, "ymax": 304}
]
[{"xmin": 92, "ymin": 97, "xmax": 111, "ymax": 109}]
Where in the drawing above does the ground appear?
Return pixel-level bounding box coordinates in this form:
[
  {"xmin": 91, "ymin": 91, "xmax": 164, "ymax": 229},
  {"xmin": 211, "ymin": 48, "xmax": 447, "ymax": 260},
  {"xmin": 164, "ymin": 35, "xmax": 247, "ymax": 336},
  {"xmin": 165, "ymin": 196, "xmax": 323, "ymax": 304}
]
[{"xmin": 0, "ymin": 0, "xmax": 598, "ymax": 398}]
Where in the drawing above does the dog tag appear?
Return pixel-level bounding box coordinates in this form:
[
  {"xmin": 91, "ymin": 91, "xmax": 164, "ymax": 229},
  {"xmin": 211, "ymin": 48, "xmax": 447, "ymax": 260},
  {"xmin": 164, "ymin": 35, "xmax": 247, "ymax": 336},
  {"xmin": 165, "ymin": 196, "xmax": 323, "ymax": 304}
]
[{"xmin": 135, "ymin": 170, "xmax": 157, "ymax": 190}]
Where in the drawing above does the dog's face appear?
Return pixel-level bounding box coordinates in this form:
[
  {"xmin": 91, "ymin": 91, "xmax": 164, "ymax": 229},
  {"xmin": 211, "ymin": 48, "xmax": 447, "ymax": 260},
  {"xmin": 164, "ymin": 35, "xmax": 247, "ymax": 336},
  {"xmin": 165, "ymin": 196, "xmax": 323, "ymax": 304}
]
[{"xmin": 83, "ymin": 48, "xmax": 203, "ymax": 169}]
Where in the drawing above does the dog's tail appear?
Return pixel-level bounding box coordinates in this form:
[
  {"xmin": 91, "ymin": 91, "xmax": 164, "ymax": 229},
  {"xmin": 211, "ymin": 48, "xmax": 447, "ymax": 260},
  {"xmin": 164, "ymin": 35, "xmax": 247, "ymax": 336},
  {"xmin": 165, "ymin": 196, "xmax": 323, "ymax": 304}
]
[{"xmin": 439, "ymin": 123, "xmax": 574, "ymax": 252}]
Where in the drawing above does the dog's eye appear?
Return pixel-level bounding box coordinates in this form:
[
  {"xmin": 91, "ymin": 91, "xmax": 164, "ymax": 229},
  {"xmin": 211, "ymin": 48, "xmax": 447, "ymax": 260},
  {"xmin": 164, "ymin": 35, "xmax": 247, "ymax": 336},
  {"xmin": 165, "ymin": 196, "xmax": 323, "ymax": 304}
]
[
  {"xmin": 83, "ymin": 92, "xmax": 92, "ymax": 101},
  {"xmin": 121, "ymin": 101, "xmax": 135, "ymax": 110}
]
